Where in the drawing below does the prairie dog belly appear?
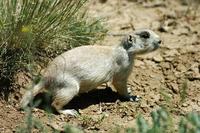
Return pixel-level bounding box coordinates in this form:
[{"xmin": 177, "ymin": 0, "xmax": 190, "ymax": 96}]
[
  {"xmin": 78, "ymin": 67, "xmax": 114, "ymax": 93},
  {"xmin": 74, "ymin": 58, "xmax": 115, "ymax": 93}
]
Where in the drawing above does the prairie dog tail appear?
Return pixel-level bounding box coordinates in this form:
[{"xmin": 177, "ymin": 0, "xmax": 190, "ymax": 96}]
[{"xmin": 20, "ymin": 80, "xmax": 45, "ymax": 109}]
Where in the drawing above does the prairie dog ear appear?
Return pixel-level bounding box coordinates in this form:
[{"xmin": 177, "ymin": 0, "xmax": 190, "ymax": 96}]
[
  {"xmin": 128, "ymin": 34, "xmax": 136, "ymax": 43},
  {"xmin": 123, "ymin": 34, "xmax": 135, "ymax": 50},
  {"xmin": 128, "ymin": 35, "xmax": 133, "ymax": 42}
]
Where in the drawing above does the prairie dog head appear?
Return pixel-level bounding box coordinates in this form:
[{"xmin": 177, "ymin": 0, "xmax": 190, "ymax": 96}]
[{"xmin": 121, "ymin": 29, "xmax": 161, "ymax": 54}]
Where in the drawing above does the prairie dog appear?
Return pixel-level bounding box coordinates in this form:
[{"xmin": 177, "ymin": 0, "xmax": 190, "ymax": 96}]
[{"xmin": 20, "ymin": 29, "xmax": 161, "ymax": 115}]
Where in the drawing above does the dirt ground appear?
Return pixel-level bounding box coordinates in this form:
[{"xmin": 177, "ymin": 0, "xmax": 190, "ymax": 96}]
[{"xmin": 0, "ymin": 0, "xmax": 200, "ymax": 132}]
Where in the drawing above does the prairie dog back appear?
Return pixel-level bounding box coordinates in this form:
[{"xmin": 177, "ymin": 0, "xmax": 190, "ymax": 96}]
[
  {"xmin": 20, "ymin": 29, "xmax": 161, "ymax": 116},
  {"xmin": 44, "ymin": 45, "xmax": 122, "ymax": 92}
]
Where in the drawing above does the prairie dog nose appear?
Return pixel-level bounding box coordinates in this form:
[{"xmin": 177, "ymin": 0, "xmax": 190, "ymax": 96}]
[{"xmin": 158, "ymin": 40, "xmax": 162, "ymax": 44}]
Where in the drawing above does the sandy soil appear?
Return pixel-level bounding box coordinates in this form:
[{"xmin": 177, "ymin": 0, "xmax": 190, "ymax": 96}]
[{"xmin": 0, "ymin": 0, "xmax": 200, "ymax": 132}]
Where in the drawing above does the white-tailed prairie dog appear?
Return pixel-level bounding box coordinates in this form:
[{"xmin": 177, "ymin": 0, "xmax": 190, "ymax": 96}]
[{"xmin": 20, "ymin": 29, "xmax": 161, "ymax": 115}]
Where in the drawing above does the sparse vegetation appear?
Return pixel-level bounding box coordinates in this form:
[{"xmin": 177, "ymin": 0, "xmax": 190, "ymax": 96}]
[
  {"xmin": 0, "ymin": 0, "xmax": 107, "ymax": 99},
  {"xmin": 78, "ymin": 114, "xmax": 106, "ymax": 129},
  {"xmin": 16, "ymin": 107, "xmax": 47, "ymax": 133},
  {"xmin": 133, "ymin": 109, "xmax": 200, "ymax": 133},
  {"xmin": 16, "ymin": 107, "xmax": 200, "ymax": 133},
  {"xmin": 180, "ymin": 80, "xmax": 188, "ymax": 103}
]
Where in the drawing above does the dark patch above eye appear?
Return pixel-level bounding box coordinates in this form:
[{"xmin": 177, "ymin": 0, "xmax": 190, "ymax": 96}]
[{"xmin": 139, "ymin": 31, "xmax": 150, "ymax": 39}]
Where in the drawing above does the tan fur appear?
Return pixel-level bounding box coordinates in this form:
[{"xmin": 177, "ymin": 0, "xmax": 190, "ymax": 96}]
[{"xmin": 20, "ymin": 29, "xmax": 161, "ymax": 115}]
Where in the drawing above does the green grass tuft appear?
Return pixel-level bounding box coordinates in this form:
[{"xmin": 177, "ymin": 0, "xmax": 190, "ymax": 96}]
[{"xmin": 0, "ymin": 0, "xmax": 107, "ymax": 99}]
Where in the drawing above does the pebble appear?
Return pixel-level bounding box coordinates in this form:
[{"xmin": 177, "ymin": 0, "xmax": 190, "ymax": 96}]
[
  {"xmin": 134, "ymin": 59, "xmax": 145, "ymax": 67},
  {"xmin": 172, "ymin": 27, "xmax": 189, "ymax": 36},
  {"xmin": 182, "ymin": 103, "xmax": 188, "ymax": 107},
  {"xmin": 165, "ymin": 57, "xmax": 174, "ymax": 62},
  {"xmin": 164, "ymin": 49, "xmax": 180, "ymax": 57},
  {"xmin": 153, "ymin": 54, "xmax": 163, "ymax": 63},
  {"xmin": 198, "ymin": 101, "xmax": 200, "ymax": 106},
  {"xmin": 176, "ymin": 64, "xmax": 186, "ymax": 72},
  {"xmin": 151, "ymin": 21, "xmax": 160, "ymax": 30},
  {"xmin": 170, "ymin": 83, "xmax": 179, "ymax": 94}
]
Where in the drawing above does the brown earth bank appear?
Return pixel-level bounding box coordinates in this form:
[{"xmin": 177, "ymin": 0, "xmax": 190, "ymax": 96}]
[{"xmin": 1, "ymin": 0, "xmax": 200, "ymax": 132}]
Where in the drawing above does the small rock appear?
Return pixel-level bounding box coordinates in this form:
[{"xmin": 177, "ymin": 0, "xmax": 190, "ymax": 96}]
[
  {"xmin": 170, "ymin": 83, "xmax": 179, "ymax": 94},
  {"xmin": 103, "ymin": 113, "xmax": 109, "ymax": 117},
  {"xmin": 140, "ymin": 101, "xmax": 148, "ymax": 108},
  {"xmin": 172, "ymin": 27, "xmax": 189, "ymax": 36},
  {"xmin": 191, "ymin": 104, "xmax": 199, "ymax": 110},
  {"xmin": 182, "ymin": 103, "xmax": 188, "ymax": 107},
  {"xmin": 164, "ymin": 49, "xmax": 180, "ymax": 57},
  {"xmin": 141, "ymin": 107, "xmax": 149, "ymax": 113},
  {"xmin": 162, "ymin": 62, "xmax": 171, "ymax": 69},
  {"xmin": 166, "ymin": 11, "xmax": 177, "ymax": 19},
  {"xmin": 151, "ymin": 21, "xmax": 160, "ymax": 30},
  {"xmin": 165, "ymin": 74, "xmax": 175, "ymax": 81},
  {"xmin": 176, "ymin": 64, "xmax": 186, "ymax": 72},
  {"xmin": 153, "ymin": 54, "xmax": 163, "ymax": 63},
  {"xmin": 198, "ymin": 101, "xmax": 200, "ymax": 106},
  {"xmin": 144, "ymin": 60, "xmax": 157, "ymax": 68},
  {"xmin": 165, "ymin": 57, "xmax": 174, "ymax": 62},
  {"xmin": 134, "ymin": 59, "xmax": 145, "ymax": 67},
  {"xmin": 159, "ymin": 19, "xmax": 176, "ymax": 32},
  {"xmin": 127, "ymin": 116, "xmax": 134, "ymax": 121},
  {"xmin": 159, "ymin": 25, "xmax": 169, "ymax": 32},
  {"xmin": 190, "ymin": 63, "xmax": 199, "ymax": 74}
]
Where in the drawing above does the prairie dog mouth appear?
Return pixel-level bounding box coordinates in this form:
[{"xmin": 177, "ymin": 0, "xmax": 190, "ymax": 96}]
[{"xmin": 153, "ymin": 42, "xmax": 160, "ymax": 50}]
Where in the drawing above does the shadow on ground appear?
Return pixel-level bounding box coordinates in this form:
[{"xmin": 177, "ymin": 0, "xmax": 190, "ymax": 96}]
[{"xmin": 33, "ymin": 87, "xmax": 126, "ymax": 113}]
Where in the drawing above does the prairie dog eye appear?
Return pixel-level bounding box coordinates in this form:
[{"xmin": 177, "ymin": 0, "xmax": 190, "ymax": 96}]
[{"xmin": 139, "ymin": 31, "xmax": 150, "ymax": 39}]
